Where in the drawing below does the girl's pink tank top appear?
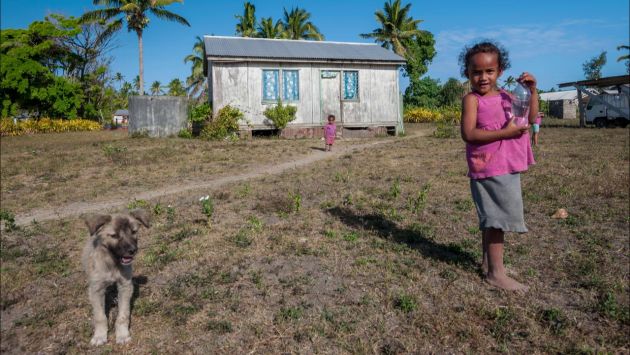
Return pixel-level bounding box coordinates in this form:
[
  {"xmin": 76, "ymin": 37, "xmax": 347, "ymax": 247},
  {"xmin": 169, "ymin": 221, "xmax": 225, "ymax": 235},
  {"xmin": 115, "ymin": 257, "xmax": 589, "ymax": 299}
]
[{"xmin": 465, "ymin": 90, "xmax": 535, "ymax": 179}]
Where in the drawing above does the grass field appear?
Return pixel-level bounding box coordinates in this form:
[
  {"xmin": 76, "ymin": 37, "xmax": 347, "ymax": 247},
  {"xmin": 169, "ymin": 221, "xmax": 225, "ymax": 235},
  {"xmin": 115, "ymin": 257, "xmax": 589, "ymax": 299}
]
[{"xmin": 1, "ymin": 124, "xmax": 628, "ymax": 353}]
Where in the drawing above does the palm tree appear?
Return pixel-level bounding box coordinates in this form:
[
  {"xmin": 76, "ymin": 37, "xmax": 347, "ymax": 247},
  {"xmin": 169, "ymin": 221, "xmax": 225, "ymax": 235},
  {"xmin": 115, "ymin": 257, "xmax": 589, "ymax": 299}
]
[
  {"xmin": 120, "ymin": 81, "xmax": 134, "ymax": 98},
  {"xmin": 80, "ymin": 0, "xmax": 190, "ymax": 95},
  {"xmin": 184, "ymin": 36, "xmax": 207, "ymax": 100},
  {"xmin": 282, "ymin": 7, "xmax": 324, "ymax": 40},
  {"xmin": 132, "ymin": 75, "xmax": 140, "ymax": 92},
  {"xmin": 360, "ymin": 0, "xmax": 422, "ymax": 57},
  {"xmin": 167, "ymin": 78, "xmax": 186, "ymax": 96},
  {"xmin": 150, "ymin": 81, "xmax": 163, "ymax": 95},
  {"xmin": 114, "ymin": 72, "xmax": 124, "ymax": 90},
  {"xmin": 257, "ymin": 17, "xmax": 284, "ymax": 39},
  {"xmin": 502, "ymin": 75, "xmax": 516, "ymax": 90},
  {"xmin": 617, "ymin": 45, "xmax": 629, "ymax": 61},
  {"xmin": 235, "ymin": 2, "xmax": 257, "ymax": 37}
]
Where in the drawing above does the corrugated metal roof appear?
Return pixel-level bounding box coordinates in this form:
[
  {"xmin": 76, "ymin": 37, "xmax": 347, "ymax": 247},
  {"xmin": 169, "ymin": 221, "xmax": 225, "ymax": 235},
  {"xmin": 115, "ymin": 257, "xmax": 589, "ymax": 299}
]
[
  {"xmin": 540, "ymin": 90, "xmax": 578, "ymax": 101},
  {"xmin": 204, "ymin": 36, "xmax": 406, "ymax": 63}
]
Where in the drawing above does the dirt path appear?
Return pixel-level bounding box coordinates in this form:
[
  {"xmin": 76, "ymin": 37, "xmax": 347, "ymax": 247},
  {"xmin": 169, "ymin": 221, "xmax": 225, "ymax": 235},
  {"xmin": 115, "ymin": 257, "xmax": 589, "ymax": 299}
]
[{"xmin": 14, "ymin": 132, "xmax": 426, "ymax": 226}]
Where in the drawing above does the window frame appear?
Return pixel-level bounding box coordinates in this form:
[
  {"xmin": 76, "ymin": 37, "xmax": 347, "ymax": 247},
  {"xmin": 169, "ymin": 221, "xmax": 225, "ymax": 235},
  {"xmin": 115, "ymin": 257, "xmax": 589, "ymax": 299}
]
[
  {"xmin": 282, "ymin": 69, "xmax": 300, "ymax": 103},
  {"xmin": 261, "ymin": 68, "xmax": 301, "ymax": 104},
  {"xmin": 342, "ymin": 70, "xmax": 360, "ymax": 102},
  {"xmin": 261, "ymin": 69, "xmax": 280, "ymax": 103}
]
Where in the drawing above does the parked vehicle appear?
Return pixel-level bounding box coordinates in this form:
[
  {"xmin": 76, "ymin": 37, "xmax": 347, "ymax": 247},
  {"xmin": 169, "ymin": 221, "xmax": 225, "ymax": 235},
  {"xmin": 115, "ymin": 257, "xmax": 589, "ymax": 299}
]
[{"xmin": 585, "ymin": 87, "xmax": 630, "ymax": 128}]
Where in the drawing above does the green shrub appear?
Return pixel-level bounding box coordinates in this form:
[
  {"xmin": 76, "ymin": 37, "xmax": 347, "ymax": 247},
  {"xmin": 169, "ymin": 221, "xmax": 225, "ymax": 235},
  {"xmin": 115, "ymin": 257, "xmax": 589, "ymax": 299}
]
[
  {"xmin": 0, "ymin": 209, "xmax": 17, "ymax": 231},
  {"xmin": 201, "ymin": 105, "xmax": 243, "ymax": 140},
  {"xmin": 263, "ymin": 99, "xmax": 297, "ymax": 129},
  {"xmin": 178, "ymin": 129, "xmax": 193, "ymax": 138},
  {"xmin": 190, "ymin": 102, "xmax": 212, "ymax": 123}
]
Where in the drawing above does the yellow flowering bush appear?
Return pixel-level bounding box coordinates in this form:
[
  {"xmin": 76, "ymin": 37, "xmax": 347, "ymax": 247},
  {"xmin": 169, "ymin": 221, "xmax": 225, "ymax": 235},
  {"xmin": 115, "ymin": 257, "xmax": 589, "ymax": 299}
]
[
  {"xmin": 404, "ymin": 106, "xmax": 461, "ymax": 123},
  {"xmin": 0, "ymin": 118, "xmax": 102, "ymax": 136}
]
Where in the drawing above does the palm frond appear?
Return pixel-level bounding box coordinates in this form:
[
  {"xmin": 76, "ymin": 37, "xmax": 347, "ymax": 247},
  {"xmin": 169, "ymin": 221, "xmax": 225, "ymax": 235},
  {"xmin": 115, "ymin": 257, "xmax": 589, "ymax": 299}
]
[
  {"xmin": 79, "ymin": 8, "xmax": 122, "ymax": 23},
  {"xmin": 95, "ymin": 18, "xmax": 123, "ymax": 46},
  {"xmin": 149, "ymin": 7, "xmax": 191, "ymax": 26}
]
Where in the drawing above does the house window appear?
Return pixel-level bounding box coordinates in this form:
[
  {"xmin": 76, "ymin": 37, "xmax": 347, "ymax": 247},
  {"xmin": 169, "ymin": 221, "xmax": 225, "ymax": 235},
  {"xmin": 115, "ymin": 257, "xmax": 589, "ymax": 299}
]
[
  {"xmin": 262, "ymin": 69, "xmax": 279, "ymax": 101},
  {"xmin": 263, "ymin": 69, "xmax": 300, "ymax": 102},
  {"xmin": 343, "ymin": 71, "xmax": 359, "ymax": 100},
  {"xmin": 282, "ymin": 70, "xmax": 299, "ymax": 101}
]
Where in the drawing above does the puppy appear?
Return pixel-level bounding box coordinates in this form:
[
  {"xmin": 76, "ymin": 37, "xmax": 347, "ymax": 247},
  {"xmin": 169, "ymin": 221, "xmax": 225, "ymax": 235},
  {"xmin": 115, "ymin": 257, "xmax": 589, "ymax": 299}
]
[{"xmin": 82, "ymin": 209, "xmax": 150, "ymax": 346}]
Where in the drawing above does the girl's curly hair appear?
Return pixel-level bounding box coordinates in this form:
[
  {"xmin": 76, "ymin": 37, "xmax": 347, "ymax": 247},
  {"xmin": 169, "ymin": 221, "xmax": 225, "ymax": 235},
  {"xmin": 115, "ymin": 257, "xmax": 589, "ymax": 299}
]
[{"xmin": 458, "ymin": 40, "xmax": 511, "ymax": 78}]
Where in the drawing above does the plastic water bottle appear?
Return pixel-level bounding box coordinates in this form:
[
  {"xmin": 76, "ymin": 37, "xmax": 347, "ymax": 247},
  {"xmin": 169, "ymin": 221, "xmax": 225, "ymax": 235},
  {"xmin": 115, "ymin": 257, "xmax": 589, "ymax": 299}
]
[{"xmin": 511, "ymin": 82, "xmax": 530, "ymax": 127}]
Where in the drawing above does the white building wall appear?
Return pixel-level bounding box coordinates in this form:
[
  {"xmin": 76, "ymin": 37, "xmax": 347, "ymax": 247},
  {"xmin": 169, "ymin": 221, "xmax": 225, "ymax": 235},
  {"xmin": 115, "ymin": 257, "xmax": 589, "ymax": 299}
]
[{"xmin": 211, "ymin": 61, "xmax": 400, "ymax": 128}]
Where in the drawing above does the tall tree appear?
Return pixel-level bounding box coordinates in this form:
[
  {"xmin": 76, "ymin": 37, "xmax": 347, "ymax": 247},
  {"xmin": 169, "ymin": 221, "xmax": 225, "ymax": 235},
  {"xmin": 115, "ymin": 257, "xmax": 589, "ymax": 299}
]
[
  {"xmin": 360, "ymin": 0, "xmax": 422, "ymax": 57},
  {"xmin": 235, "ymin": 2, "xmax": 257, "ymax": 37},
  {"xmin": 114, "ymin": 72, "xmax": 124, "ymax": 89},
  {"xmin": 0, "ymin": 18, "xmax": 84, "ymax": 118},
  {"xmin": 281, "ymin": 7, "xmax": 323, "ymax": 40},
  {"xmin": 582, "ymin": 51, "xmax": 607, "ymax": 80},
  {"xmin": 49, "ymin": 14, "xmax": 119, "ymax": 119},
  {"xmin": 150, "ymin": 81, "xmax": 162, "ymax": 95},
  {"xmin": 257, "ymin": 17, "xmax": 284, "ymax": 39},
  {"xmin": 184, "ymin": 36, "xmax": 207, "ymax": 100},
  {"xmin": 439, "ymin": 78, "xmax": 465, "ymax": 107},
  {"xmin": 402, "ymin": 29, "xmax": 435, "ymax": 81},
  {"xmin": 80, "ymin": 0, "xmax": 190, "ymax": 95}
]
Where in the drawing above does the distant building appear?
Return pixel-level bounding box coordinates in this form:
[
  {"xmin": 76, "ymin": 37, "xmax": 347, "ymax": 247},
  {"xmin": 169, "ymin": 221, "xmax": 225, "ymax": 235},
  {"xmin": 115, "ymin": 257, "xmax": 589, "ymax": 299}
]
[
  {"xmin": 203, "ymin": 36, "xmax": 406, "ymax": 137},
  {"xmin": 113, "ymin": 109, "xmax": 129, "ymax": 127},
  {"xmin": 540, "ymin": 90, "xmax": 579, "ymax": 119}
]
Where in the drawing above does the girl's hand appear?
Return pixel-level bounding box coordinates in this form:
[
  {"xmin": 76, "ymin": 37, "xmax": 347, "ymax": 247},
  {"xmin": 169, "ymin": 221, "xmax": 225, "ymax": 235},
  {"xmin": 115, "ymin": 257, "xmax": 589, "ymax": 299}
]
[
  {"xmin": 504, "ymin": 118, "xmax": 529, "ymax": 138},
  {"xmin": 518, "ymin": 72, "xmax": 537, "ymax": 93}
]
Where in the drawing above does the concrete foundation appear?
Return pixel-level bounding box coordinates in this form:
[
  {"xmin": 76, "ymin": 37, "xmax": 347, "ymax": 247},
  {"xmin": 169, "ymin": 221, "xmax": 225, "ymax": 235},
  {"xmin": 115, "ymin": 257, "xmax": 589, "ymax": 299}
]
[
  {"xmin": 128, "ymin": 96, "xmax": 188, "ymax": 137},
  {"xmin": 240, "ymin": 125, "xmax": 394, "ymax": 139}
]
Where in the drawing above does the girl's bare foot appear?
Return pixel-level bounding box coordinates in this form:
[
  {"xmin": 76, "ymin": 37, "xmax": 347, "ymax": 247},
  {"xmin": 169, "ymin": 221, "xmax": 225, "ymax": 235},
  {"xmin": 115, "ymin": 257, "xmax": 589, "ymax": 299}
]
[{"xmin": 486, "ymin": 273, "xmax": 529, "ymax": 291}]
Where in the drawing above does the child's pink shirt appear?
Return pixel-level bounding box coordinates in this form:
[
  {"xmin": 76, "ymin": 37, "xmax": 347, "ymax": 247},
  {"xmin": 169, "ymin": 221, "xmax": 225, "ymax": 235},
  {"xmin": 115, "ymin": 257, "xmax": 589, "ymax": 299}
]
[
  {"xmin": 324, "ymin": 123, "xmax": 336, "ymax": 139},
  {"xmin": 465, "ymin": 90, "xmax": 535, "ymax": 179}
]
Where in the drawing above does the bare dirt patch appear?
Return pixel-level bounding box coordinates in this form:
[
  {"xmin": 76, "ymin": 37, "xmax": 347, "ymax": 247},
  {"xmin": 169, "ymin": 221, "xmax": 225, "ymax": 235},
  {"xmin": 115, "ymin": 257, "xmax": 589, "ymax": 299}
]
[{"xmin": 1, "ymin": 124, "xmax": 628, "ymax": 353}]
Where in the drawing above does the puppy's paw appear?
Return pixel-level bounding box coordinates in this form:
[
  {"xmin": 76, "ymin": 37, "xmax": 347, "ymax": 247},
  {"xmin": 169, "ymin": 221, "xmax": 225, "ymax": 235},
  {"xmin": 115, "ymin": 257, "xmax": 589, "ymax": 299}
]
[
  {"xmin": 116, "ymin": 332, "xmax": 131, "ymax": 344},
  {"xmin": 90, "ymin": 335, "xmax": 107, "ymax": 346}
]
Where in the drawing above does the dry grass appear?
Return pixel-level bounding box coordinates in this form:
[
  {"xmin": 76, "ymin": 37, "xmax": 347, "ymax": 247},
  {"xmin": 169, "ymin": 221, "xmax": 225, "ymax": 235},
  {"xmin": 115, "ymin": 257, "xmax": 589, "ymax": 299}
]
[
  {"xmin": 0, "ymin": 130, "xmax": 374, "ymax": 215},
  {"xmin": 1, "ymin": 125, "xmax": 628, "ymax": 353}
]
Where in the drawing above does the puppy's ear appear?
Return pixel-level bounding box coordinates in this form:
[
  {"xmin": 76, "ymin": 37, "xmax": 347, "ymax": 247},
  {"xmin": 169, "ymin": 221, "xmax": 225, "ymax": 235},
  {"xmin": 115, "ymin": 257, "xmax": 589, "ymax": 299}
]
[
  {"xmin": 84, "ymin": 214, "xmax": 112, "ymax": 235},
  {"xmin": 130, "ymin": 209, "xmax": 151, "ymax": 228}
]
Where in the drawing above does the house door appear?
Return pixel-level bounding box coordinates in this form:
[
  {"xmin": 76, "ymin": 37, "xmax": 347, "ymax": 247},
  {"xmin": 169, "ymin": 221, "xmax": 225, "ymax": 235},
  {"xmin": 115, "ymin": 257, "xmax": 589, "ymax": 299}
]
[{"xmin": 320, "ymin": 70, "xmax": 341, "ymax": 124}]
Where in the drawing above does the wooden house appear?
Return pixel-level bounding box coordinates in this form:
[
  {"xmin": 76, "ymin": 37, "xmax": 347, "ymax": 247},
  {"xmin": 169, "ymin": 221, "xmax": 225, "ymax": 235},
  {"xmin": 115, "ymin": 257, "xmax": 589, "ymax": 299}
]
[{"xmin": 203, "ymin": 36, "xmax": 406, "ymax": 137}]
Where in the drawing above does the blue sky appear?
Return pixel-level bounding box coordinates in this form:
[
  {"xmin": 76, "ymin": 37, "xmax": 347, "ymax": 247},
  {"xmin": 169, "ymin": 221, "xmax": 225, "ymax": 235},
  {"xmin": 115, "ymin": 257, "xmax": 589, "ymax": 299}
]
[{"xmin": 2, "ymin": 0, "xmax": 628, "ymax": 91}]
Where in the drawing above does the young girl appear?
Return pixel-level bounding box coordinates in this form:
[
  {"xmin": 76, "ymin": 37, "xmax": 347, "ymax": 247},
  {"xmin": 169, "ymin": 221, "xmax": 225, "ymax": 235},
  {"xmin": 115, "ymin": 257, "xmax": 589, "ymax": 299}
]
[
  {"xmin": 532, "ymin": 112, "xmax": 543, "ymax": 146},
  {"xmin": 324, "ymin": 114, "xmax": 337, "ymax": 152},
  {"xmin": 459, "ymin": 41, "xmax": 538, "ymax": 291}
]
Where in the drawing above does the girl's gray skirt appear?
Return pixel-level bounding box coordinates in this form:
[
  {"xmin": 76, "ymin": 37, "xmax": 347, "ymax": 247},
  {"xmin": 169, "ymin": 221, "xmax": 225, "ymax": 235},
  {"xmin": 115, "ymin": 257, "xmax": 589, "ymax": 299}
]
[{"xmin": 470, "ymin": 173, "xmax": 528, "ymax": 233}]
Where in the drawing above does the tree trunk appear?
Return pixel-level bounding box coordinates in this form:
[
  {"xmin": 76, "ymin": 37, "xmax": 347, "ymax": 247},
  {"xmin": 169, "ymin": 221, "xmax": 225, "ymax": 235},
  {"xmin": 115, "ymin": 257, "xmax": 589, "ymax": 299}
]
[{"xmin": 137, "ymin": 31, "xmax": 144, "ymax": 95}]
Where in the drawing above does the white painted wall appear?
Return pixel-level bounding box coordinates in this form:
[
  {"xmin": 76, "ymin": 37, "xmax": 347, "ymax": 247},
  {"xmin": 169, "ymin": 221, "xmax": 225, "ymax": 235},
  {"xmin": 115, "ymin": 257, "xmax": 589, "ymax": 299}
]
[{"xmin": 211, "ymin": 61, "xmax": 400, "ymax": 129}]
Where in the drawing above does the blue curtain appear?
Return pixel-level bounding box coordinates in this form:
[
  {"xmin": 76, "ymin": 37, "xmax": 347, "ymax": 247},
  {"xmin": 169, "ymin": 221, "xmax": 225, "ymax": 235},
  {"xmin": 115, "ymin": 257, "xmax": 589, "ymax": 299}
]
[
  {"xmin": 262, "ymin": 70, "xmax": 279, "ymax": 100},
  {"xmin": 343, "ymin": 71, "xmax": 358, "ymax": 100},
  {"xmin": 283, "ymin": 70, "xmax": 299, "ymax": 101}
]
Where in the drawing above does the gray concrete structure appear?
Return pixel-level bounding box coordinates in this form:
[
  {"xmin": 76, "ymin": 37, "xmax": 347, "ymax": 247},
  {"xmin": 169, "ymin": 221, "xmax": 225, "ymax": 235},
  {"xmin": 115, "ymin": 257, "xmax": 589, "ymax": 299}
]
[
  {"xmin": 128, "ymin": 96, "xmax": 188, "ymax": 137},
  {"xmin": 204, "ymin": 36, "xmax": 406, "ymax": 135}
]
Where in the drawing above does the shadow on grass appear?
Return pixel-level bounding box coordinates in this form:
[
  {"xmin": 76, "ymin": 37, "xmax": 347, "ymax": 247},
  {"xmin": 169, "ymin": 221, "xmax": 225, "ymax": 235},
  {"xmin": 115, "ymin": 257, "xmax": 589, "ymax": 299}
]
[
  {"xmin": 327, "ymin": 207, "xmax": 479, "ymax": 274},
  {"xmin": 103, "ymin": 275, "xmax": 148, "ymax": 319},
  {"xmin": 310, "ymin": 146, "xmax": 326, "ymax": 152}
]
